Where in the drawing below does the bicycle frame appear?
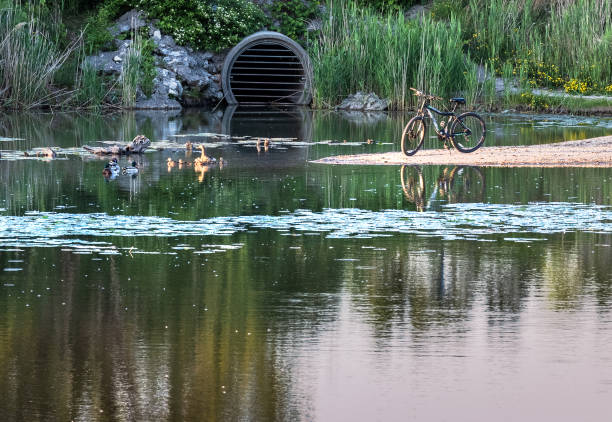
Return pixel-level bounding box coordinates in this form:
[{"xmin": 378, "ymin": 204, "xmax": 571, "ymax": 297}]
[{"xmin": 417, "ymin": 99, "xmax": 459, "ymax": 138}]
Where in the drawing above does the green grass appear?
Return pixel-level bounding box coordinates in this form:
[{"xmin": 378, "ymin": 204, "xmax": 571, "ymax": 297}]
[
  {"xmin": 311, "ymin": 0, "xmax": 475, "ymax": 109},
  {"xmin": 0, "ymin": 4, "xmax": 81, "ymax": 109}
]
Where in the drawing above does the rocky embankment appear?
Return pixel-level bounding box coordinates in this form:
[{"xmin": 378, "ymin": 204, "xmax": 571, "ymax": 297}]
[{"xmin": 86, "ymin": 10, "xmax": 224, "ymax": 109}]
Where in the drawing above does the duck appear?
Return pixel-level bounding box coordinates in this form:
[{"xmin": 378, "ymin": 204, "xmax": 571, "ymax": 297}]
[
  {"xmin": 195, "ymin": 144, "xmax": 216, "ymax": 165},
  {"xmin": 102, "ymin": 163, "xmax": 113, "ymax": 177},
  {"xmin": 263, "ymin": 138, "xmax": 270, "ymax": 152},
  {"xmin": 122, "ymin": 161, "xmax": 139, "ymax": 175},
  {"xmin": 185, "ymin": 141, "xmax": 193, "ymax": 151},
  {"xmin": 109, "ymin": 158, "xmax": 120, "ymax": 173}
]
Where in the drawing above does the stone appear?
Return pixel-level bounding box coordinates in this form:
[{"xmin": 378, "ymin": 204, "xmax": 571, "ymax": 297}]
[
  {"xmin": 109, "ymin": 10, "xmax": 146, "ymax": 37},
  {"xmin": 135, "ymin": 68, "xmax": 182, "ymax": 109},
  {"xmin": 85, "ymin": 8, "xmax": 225, "ymax": 109},
  {"xmin": 336, "ymin": 92, "xmax": 390, "ymax": 111}
]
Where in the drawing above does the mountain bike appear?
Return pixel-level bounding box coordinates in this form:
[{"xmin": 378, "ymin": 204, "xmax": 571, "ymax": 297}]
[{"xmin": 401, "ymin": 87, "xmax": 486, "ymax": 156}]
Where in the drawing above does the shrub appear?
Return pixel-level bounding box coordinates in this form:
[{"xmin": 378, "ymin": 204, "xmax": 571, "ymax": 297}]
[{"xmin": 270, "ymin": 0, "xmax": 321, "ymax": 43}]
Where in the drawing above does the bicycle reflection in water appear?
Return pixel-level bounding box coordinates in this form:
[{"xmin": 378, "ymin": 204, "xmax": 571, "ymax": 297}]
[{"xmin": 400, "ymin": 165, "xmax": 486, "ymax": 211}]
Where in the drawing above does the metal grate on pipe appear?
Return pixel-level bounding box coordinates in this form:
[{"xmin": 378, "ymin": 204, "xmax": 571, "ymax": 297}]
[
  {"xmin": 229, "ymin": 43, "xmax": 305, "ymax": 104},
  {"xmin": 222, "ymin": 31, "xmax": 312, "ymax": 105}
]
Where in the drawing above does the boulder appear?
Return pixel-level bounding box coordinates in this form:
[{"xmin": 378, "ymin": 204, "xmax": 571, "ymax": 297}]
[
  {"xmin": 109, "ymin": 10, "xmax": 146, "ymax": 37},
  {"xmin": 336, "ymin": 92, "xmax": 390, "ymax": 111},
  {"xmin": 134, "ymin": 69, "xmax": 182, "ymax": 110}
]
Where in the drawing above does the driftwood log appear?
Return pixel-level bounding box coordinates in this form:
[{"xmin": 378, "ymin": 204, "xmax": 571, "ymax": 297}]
[{"xmin": 84, "ymin": 135, "xmax": 151, "ymax": 155}]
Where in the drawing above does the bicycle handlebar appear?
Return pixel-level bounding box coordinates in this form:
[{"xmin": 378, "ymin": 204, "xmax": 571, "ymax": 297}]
[{"xmin": 409, "ymin": 87, "xmax": 443, "ymax": 101}]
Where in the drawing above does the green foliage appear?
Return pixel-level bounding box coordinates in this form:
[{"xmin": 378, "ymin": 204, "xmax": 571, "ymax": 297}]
[
  {"xmin": 431, "ymin": 0, "xmax": 466, "ymax": 20},
  {"xmin": 270, "ymin": 0, "xmax": 320, "ymax": 42},
  {"xmin": 73, "ymin": 61, "xmax": 112, "ymax": 109},
  {"xmin": 84, "ymin": 0, "xmax": 130, "ymax": 53},
  {"xmin": 312, "ymin": 0, "xmax": 472, "ymax": 109},
  {"xmin": 462, "ymin": 0, "xmax": 612, "ymax": 95},
  {"xmin": 134, "ymin": 0, "xmax": 267, "ymax": 51},
  {"xmin": 0, "ymin": 3, "xmax": 79, "ymax": 109},
  {"xmin": 353, "ymin": 0, "xmax": 419, "ymax": 11},
  {"xmin": 139, "ymin": 36, "xmax": 156, "ymax": 97}
]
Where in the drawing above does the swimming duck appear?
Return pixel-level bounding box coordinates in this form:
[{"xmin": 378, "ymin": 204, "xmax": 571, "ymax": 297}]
[
  {"xmin": 103, "ymin": 163, "xmax": 113, "ymax": 177},
  {"xmin": 109, "ymin": 158, "xmax": 120, "ymax": 173},
  {"xmin": 122, "ymin": 161, "xmax": 139, "ymax": 175},
  {"xmin": 185, "ymin": 141, "xmax": 192, "ymax": 151},
  {"xmin": 195, "ymin": 145, "xmax": 216, "ymax": 165}
]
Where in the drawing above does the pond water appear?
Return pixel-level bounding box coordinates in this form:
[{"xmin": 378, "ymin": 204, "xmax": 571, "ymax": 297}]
[{"xmin": 1, "ymin": 108, "xmax": 612, "ymax": 421}]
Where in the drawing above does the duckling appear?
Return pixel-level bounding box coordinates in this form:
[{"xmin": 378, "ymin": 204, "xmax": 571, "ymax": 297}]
[
  {"xmin": 256, "ymin": 138, "xmax": 261, "ymax": 153},
  {"xmin": 366, "ymin": 139, "xmax": 375, "ymax": 144},
  {"xmin": 263, "ymin": 138, "xmax": 270, "ymax": 152},
  {"xmin": 43, "ymin": 148, "xmax": 56, "ymax": 158},
  {"xmin": 122, "ymin": 161, "xmax": 139, "ymax": 175},
  {"xmin": 185, "ymin": 141, "xmax": 192, "ymax": 151},
  {"xmin": 167, "ymin": 157, "xmax": 176, "ymax": 167}
]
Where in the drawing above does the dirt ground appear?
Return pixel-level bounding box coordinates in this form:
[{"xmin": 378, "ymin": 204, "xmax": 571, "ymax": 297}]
[{"xmin": 312, "ymin": 135, "xmax": 612, "ymax": 167}]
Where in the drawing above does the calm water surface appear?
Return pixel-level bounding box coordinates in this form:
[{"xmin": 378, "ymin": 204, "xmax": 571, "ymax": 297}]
[{"xmin": 1, "ymin": 108, "xmax": 612, "ymax": 421}]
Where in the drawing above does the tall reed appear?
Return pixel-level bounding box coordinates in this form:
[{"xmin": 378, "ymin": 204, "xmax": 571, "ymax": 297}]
[
  {"xmin": 0, "ymin": 4, "xmax": 81, "ymax": 109},
  {"xmin": 311, "ymin": 0, "xmax": 472, "ymax": 109},
  {"xmin": 464, "ymin": 0, "xmax": 612, "ymax": 91},
  {"xmin": 121, "ymin": 27, "xmax": 143, "ymax": 109}
]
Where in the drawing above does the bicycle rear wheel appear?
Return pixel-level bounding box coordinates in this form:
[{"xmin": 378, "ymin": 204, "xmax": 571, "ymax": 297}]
[
  {"xmin": 450, "ymin": 112, "xmax": 486, "ymax": 153},
  {"xmin": 401, "ymin": 116, "xmax": 426, "ymax": 156}
]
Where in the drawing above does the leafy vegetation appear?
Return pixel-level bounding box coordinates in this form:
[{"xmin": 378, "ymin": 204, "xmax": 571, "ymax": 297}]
[
  {"xmin": 0, "ymin": 3, "xmax": 81, "ymax": 109},
  {"xmin": 311, "ymin": 0, "xmax": 477, "ymax": 109},
  {"xmin": 270, "ymin": 0, "xmax": 320, "ymax": 43}
]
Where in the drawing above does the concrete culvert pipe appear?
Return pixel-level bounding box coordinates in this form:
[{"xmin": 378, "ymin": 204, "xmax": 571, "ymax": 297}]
[{"xmin": 222, "ymin": 31, "xmax": 312, "ymax": 105}]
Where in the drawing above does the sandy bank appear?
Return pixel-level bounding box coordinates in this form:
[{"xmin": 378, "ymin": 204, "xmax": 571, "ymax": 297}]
[{"xmin": 312, "ymin": 135, "xmax": 612, "ymax": 167}]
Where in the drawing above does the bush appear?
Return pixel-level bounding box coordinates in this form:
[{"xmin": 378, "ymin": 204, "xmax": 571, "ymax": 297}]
[
  {"xmin": 270, "ymin": 0, "xmax": 320, "ymax": 43},
  {"xmin": 135, "ymin": 0, "xmax": 267, "ymax": 51}
]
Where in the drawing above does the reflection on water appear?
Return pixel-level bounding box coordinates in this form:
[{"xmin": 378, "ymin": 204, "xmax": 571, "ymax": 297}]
[
  {"xmin": 401, "ymin": 165, "xmax": 486, "ymax": 211},
  {"xmin": 1, "ymin": 109, "xmax": 612, "ymax": 421}
]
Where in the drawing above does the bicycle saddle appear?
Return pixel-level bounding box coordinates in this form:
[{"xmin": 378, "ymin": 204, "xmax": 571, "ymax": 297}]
[{"xmin": 450, "ymin": 97, "xmax": 466, "ymax": 104}]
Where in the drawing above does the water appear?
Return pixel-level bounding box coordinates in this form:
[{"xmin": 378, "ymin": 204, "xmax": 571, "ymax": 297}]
[{"xmin": 1, "ymin": 108, "xmax": 612, "ymax": 421}]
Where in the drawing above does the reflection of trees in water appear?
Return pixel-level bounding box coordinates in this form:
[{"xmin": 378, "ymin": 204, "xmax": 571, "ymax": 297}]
[{"xmin": 1, "ymin": 231, "xmax": 612, "ymax": 418}]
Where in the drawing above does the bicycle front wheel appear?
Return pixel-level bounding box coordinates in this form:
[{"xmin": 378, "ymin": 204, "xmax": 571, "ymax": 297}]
[
  {"xmin": 450, "ymin": 112, "xmax": 486, "ymax": 153},
  {"xmin": 401, "ymin": 116, "xmax": 426, "ymax": 156}
]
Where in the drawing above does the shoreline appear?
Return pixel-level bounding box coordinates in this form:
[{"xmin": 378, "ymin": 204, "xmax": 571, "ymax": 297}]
[{"xmin": 312, "ymin": 135, "xmax": 612, "ymax": 168}]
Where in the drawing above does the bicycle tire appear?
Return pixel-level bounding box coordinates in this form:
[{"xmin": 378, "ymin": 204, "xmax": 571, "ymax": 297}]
[
  {"xmin": 450, "ymin": 112, "xmax": 486, "ymax": 153},
  {"xmin": 400, "ymin": 165, "xmax": 425, "ymax": 211},
  {"xmin": 401, "ymin": 116, "xmax": 426, "ymax": 156}
]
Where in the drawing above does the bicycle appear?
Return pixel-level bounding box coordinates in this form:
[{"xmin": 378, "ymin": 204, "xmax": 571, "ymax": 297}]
[{"xmin": 401, "ymin": 87, "xmax": 486, "ymax": 156}]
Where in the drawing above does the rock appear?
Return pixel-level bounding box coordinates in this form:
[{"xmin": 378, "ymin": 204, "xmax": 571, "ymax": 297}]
[
  {"xmin": 134, "ymin": 68, "xmax": 182, "ymax": 110},
  {"xmin": 85, "ymin": 8, "xmax": 225, "ymax": 109},
  {"xmin": 85, "ymin": 41, "xmax": 132, "ymax": 76},
  {"xmin": 336, "ymin": 92, "xmax": 390, "ymax": 111},
  {"xmin": 109, "ymin": 10, "xmax": 146, "ymax": 37}
]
